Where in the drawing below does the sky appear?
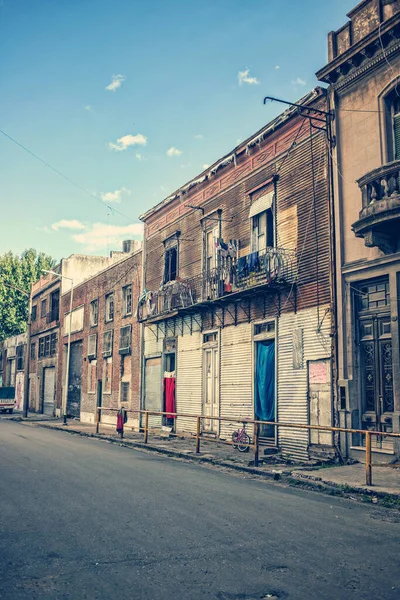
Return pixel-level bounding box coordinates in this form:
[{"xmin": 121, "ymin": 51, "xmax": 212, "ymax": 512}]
[{"xmin": 0, "ymin": 0, "xmax": 356, "ymax": 261}]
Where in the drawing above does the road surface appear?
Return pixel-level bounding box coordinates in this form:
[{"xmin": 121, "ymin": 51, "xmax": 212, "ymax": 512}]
[{"xmin": 0, "ymin": 419, "xmax": 399, "ymax": 599}]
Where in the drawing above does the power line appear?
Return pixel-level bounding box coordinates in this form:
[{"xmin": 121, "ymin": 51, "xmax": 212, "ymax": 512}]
[{"xmin": 0, "ymin": 127, "xmax": 137, "ymax": 224}]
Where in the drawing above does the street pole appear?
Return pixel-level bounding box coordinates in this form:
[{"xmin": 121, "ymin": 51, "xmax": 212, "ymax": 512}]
[
  {"xmin": 62, "ymin": 279, "xmax": 73, "ymax": 426},
  {"xmin": 22, "ymin": 284, "xmax": 32, "ymax": 418}
]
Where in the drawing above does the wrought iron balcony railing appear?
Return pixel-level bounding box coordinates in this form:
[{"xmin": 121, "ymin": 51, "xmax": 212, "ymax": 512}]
[{"xmin": 138, "ymin": 246, "xmax": 297, "ymax": 321}]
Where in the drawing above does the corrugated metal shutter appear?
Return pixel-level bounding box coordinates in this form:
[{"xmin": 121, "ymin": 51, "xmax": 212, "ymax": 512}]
[
  {"xmin": 175, "ymin": 327, "xmax": 202, "ymax": 434},
  {"xmin": 220, "ymin": 323, "xmax": 253, "ymax": 441},
  {"xmin": 144, "ymin": 357, "xmax": 162, "ymax": 428},
  {"xmin": 278, "ymin": 304, "xmax": 331, "ymax": 461},
  {"xmin": 249, "ymin": 191, "xmax": 274, "ymax": 218},
  {"xmin": 43, "ymin": 367, "xmax": 55, "ymax": 416}
]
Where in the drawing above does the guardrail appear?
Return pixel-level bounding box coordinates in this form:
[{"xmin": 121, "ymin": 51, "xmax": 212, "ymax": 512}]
[{"xmin": 94, "ymin": 407, "xmax": 400, "ymax": 487}]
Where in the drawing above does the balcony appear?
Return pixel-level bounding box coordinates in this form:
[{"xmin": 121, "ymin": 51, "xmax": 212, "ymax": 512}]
[
  {"xmin": 353, "ymin": 160, "xmax": 400, "ymax": 254},
  {"xmin": 138, "ymin": 247, "xmax": 297, "ymax": 322}
]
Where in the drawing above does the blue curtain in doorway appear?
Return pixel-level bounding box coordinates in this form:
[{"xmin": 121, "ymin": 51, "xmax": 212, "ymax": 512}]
[{"xmin": 255, "ymin": 341, "xmax": 275, "ymax": 421}]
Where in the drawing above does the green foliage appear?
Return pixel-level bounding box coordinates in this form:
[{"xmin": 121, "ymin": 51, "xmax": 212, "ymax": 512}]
[{"xmin": 0, "ymin": 249, "xmax": 56, "ymax": 341}]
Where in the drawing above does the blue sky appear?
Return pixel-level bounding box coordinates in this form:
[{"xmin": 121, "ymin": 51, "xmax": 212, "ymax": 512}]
[{"xmin": 0, "ymin": 0, "xmax": 355, "ymax": 260}]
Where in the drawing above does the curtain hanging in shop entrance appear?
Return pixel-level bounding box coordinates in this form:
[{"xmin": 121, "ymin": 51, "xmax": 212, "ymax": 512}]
[{"xmin": 255, "ymin": 341, "xmax": 275, "ymax": 421}]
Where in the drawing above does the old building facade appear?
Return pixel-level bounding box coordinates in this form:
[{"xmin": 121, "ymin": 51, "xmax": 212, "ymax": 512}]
[
  {"xmin": 317, "ymin": 0, "xmax": 400, "ymax": 461},
  {"xmin": 57, "ymin": 246, "xmax": 142, "ymax": 427},
  {"xmin": 0, "ymin": 332, "xmax": 27, "ymax": 411},
  {"xmin": 139, "ymin": 88, "xmax": 334, "ymax": 460},
  {"xmin": 29, "ymin": 252, "xmax": 137, "ymax": 417}
]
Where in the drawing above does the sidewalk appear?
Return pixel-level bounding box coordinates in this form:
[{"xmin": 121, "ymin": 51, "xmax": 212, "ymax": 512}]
[{"xmin": 14, "ymin": 415, "xmax": 400, "ymax": 505}]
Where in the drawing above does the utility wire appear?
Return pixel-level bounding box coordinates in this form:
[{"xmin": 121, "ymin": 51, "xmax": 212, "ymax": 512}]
[{"xmin": 0, "ymin": 127, "xmax": 137, "ymax": 223}]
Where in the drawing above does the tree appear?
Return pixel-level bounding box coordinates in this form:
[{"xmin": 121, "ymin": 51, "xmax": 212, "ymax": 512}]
[{"xmin": 0, "ymin": 249, "xmax": 56, "ymax": 341}]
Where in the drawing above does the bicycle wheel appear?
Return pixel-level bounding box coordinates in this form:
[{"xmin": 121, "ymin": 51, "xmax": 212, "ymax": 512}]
[
  {"xmin": 237, "ymin": 431, "xmax": 251, "ymax": 452},
  {"xmin": 231, "ymin": 431, "xmax": 239, "ymax": 449}
]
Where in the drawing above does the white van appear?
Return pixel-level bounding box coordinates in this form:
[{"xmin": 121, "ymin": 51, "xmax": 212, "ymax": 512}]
[{"xmin": 0, "ymin": 387, "xmax": 16, "ymax": 414}]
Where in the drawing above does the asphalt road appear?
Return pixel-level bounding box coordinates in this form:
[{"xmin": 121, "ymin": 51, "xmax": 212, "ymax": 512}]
[{"xmin": 0, "ymin": 419, "xmax": 399, "ymax": 600}]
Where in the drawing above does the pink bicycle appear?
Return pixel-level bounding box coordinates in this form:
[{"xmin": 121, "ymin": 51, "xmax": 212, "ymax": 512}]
[{"xmin": 232, "ymin": 424, "xmax": 251, "ymax": 452}]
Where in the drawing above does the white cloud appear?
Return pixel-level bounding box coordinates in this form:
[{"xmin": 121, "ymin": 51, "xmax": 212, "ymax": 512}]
[
  {"xmin": 105, "ymin": 74, "xmax": 125, "ymax": 92},
  {"xmin": 135, "ymin": 153, "xmax": 143, "ymax": 161},
  {"xmin": 275, "ymin": 65, "xmax": 280, "ymax": 70},
  {"xmin": 194, "ymin": 134, "xmax": 204, "ymax": 140},
  {"xmin": 72, "ymin": 222, "xmax": 143, "ymax": 252},
  {"xmin": 202, "ymin": 163, "xmax": 210, "ymax": 170},
  {"xmin": 51, "ymin": 219, "xmax": 86, "ymax": 231},
  {"xmin": 292, "ymin": 77, "xmax": 306, "ymax": 86},
  {"xmin": 166, "ymin": 146, "xmax": 182, "ymax": 157},
  {"xmin": 109, "ymin": 133, "xmax": 147, "ymax": 151},
  {"xmin": 238, "ymin": 68, "xmax": 260, "ymax": 86},
  {"xmin": 100, "ymin": 188, "xmax": 131, "ymax": 204},
  {"xmin": 84, "ymin": 105, "xmax": 92, "ymax": 111}
]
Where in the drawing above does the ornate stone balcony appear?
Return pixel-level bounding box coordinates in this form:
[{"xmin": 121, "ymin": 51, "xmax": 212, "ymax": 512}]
[
  {"xmin": 138, "ymin": 247, "xmax": 297, "ymax": 322},
  {"xmin": 353, "ymin": 160, "xmax": 400, "ymax": 254}
]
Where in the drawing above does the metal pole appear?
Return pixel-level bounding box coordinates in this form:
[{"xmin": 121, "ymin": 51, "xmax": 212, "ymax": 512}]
[
  {"xmin": 365, "ymin": 431, "xmax": 372, "ymax": 486},
  {"xmin": 22, "ymin": 284, "xmax": 32, "ymax": 418},
  {"xmin": 95, "ymin": 407, "xmax": 100, "ymax": 434},
  {"xmin": 253, "ymin": 421, "xmax": 259, "ymax": 467},
  {"xmin": 144, "ymin": 411, "xmax": 149, "ymax": 443},
  {"xmin": 196, "ymin": 416, "xmax": 201, "ymax": 453},
  {"xmin": 62, "ymin": 279, "xmax": 73, "ymax": 426}
]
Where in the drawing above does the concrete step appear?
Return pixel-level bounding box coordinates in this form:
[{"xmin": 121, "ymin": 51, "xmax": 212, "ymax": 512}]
[{"xmin": 350, "ymin": 446, "xmax": 395, "ymax": 465}]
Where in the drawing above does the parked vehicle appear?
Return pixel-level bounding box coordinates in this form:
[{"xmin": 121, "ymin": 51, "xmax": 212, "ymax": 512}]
[{"xmin": 0, "ymin": 387, "xmax": 16, "ymax": 414}]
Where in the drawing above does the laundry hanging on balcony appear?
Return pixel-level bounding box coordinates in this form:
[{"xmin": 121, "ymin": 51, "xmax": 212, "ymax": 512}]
[{"xmin": 163, "ymin": 371, "xmax": 176, "ymax": 419}]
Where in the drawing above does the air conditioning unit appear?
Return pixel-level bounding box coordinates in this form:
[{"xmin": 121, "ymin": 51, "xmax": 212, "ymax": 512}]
[{"xmin": 119, "ymin": 325, "xmax": 131, "ymax": 355}]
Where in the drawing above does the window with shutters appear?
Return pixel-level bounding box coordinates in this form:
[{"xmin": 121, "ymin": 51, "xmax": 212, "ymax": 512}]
[
  {"xmin": 88, "ymin": 360, "xmax": 97, "ymax": 393},
  {"xmin": 16, "ymin": 345, "xmax": 24, "ymax": 371},
  {"xmin": 392, "ymin": 96, "xmax": 400, "ymax": 160},
  {"xmin": 250, "ymin": 190, "xmax": 274, "ymax": 253},
  {"xmin": 119, "ymin": 325, "xmax": 131, "ymax": 355},
  {"xmin": 120, "ymin": 381, "xmax": 130, "ymax": 404},
  {"xmin": 122, "ymin": 284, "xmax": 132, "ymax": 316},
  {"xmin": 102, "ymin": 329, "xmax": 113, "ymax": 357},
  {"xmin": 103, "ymin": 358, "xmax": 112, "ymax": 393},
  {"xmin": 105, "ymin": 293, "xmax": 114, "ymax": 322},
  {"xmin": 88, "ymin": 334, "xmax": 97, "ymax": 359},
  {"xmin": 90, "ymin": 299, "xmax": 98, "ymax": 327}
]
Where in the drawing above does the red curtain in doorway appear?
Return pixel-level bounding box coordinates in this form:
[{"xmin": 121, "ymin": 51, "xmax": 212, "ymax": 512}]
[{"xmin": 163, "ymin": 371, "xmax": 176, "ymax": 418}]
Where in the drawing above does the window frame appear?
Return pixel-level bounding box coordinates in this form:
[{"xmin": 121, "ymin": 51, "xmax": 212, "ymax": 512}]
[
  {"xmin": 41, "ymin": 299, "xmax": 47, "ymax": 318},
  {"xmin": 102, "ymin": 329, "xmax": 114, "ymax": 357},
  {"xmin": 103, "ymin": 357, "xmax": 112, "ymax": 394},
  {"xmin": 88, "ymin": 359, "xmax": 97, "ymax": 394},
  {"xmin": 31, "ymin": 305, "xmax": 37, "ymax": 322},
  {"xmin": 120, "ymin": 381, "xmax": 130, "ymax": 405},
  {"xmin": 251, "ymin": 208, "xmax": 274, "ymax": 253},
  {"xmin": 16, "ymin": 344, "xmax": 24, "ymax": 371},
  {"xmin": 122, "ymin": 284, "xmax": 133, "ymax": 317},
  {"xmin": 119, "ymin": 324, "xmax": 132, "ymax": 355},
  {"xmin": 90, "ymin": 299, "xmax": 98, "ymax": 327},
  {"xmin": 105, "ymin": 293, "xmax": 114, "ymax": 323},
  {"xmin": 162, "ymin": 232, "xmax": 180, "ymax": 284}
]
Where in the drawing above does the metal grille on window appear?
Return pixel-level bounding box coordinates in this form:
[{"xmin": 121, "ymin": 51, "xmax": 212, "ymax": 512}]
[
  {"xmin": 88, "ymin": 334, "xmax": 97, "ymax": 359},
  {"xmin": 103, "ymin": 330, "xmax": 113, "ymax": 357},
  {"xmin": 119, "ymin": 325, "xmax": 131, "ymax": 355}
]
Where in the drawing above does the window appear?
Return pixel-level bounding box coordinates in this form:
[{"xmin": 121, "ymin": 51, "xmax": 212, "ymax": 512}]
[
  {"xmin": 393, "ymin": 96, "xmax": 400, "ymax": 160},
  {"xmin": 41, "ymin": 299, "xmax": 47, "ymax": 318},
  {"xmin": 122, "ymin": 284, "xmax": 132, "ymax": 316},
  {"xmin": 88, "ymin": 334, "xmax": 97, "ymax": 359},
  {"xmin": 119, "ymin": 325, "xmax": 132, "ymax": 355},
  {"xmin": 31, "ymin": 305, "xmax": 37, "ymax": 322},
  {"xmin": 90, "ymin": 299, "xmax": 98, "ymax": 327},
  {"xmin": 254, "ymin": 321, "xmax": 275, "ymax": 335},
  {"xmin": 163, "ymin": 247, "xmax": 178, "ymax": 283},
  {"xmin": 203, "ymin": 332, "xmax": 217, "ymax": 344},
  {"xmin": 16, "ymin": 345, "xmax": 24, "ymax": 371},
  {"xmin": 104, "ymin": 358, "xmax": 112, "ymax": 393},
  {"xmin": 120, "ymin": 381, "xmax": 130, "ymax": 404},
  {"xmin": 38, "ymin": 334, "xmax": 57, "ymax": 358},
  {"xmin": 251, "ymin": 209, "xmax": 274, "ymax": 252},
  {"xmin": 105, "ymin": 293, "xmax": 114, "ymax": 322},
  {"xmin": 30, "ymin": 343, "xmax": 36, "ymax": 360},
  {"xmin": 103, "ymin": 329, "xmax": 113, "ymax": 357},
  {"xmin": 50, "ymin": 290, "xmax": 60, "ymax": 322},
  {"xmin": 88, "ymin": 360, "xmax": 97, "ymax": 394},
  {"xmin": 359, "ymin": 280, "xmax": 390, "ymax": 311}
]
